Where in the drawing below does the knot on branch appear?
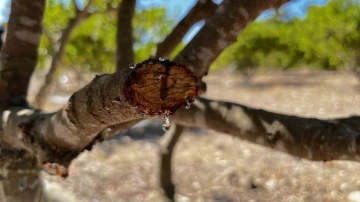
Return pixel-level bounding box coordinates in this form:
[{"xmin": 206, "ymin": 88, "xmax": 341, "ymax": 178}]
[{"xmin": 18, "ymin": 116, "xmax": 78, "ymax": 177}]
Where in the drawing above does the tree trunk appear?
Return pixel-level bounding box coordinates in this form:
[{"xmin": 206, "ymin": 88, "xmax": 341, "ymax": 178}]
[
  {"xmin": 34, "ymin": 0, "xmax": 96, "ymax": 108},
  {"xmin": 34, "ymin": 17, "xmax": 82, "ymax": 108},
  {"xmin": 0, "ymin": 0, "xmax": 46, "ymax": 104},
  {"xmin": 116, "ymin": 0, "xmax": 136, "ymax": 71}
]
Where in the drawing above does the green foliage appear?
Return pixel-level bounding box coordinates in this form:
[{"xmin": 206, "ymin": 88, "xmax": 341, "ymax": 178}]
[
  {"xmin": 212, "ymin": 0, "xmax": 360, "ymax": 71},
  {"xmin": 38, "ymin": 0, "xmax": 174, "ymax": 73}
]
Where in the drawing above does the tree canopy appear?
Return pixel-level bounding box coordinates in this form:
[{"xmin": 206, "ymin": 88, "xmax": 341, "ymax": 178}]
[{"xmin": 38, "ymin": 0, "xmax": 174, "ymax": 73}]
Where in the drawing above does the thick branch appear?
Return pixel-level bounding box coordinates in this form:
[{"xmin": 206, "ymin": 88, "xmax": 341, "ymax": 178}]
[
  {"xmin": 155, "ymin": 0, "xmax": 217, "ymax": 58},
  {"xmin": 0, "ymin": 0, "xmax": 46, "ymax": 103},
  {"xmin": 173, "ymin": 97, "xmax": 360, "ymax": 161},
  {"xmin": 175, "ymin": 0, "xmax": 290, "ymax": 78},
  {"xmin": 116, "ymin": 0, "xmax": 136, "ymax": 70},
  {"xmin": 1, "ymin": 59, "xmax": 197, "ymax": 173}
]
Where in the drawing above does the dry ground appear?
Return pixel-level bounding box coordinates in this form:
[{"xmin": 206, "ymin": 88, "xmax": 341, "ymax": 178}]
[{"xmin": 29, "ymin": 69, "xmax": 360, "ymax": 202}]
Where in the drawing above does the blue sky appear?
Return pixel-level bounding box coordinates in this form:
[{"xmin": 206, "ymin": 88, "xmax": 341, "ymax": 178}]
[{"xmin": 0, "ymin": 0, "xmax": 329, "ymax": 42}]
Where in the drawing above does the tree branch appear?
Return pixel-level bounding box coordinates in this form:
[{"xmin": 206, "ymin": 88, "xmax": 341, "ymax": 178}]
[
  {"xmin": 175, "ymin": 0, "xmax": 290, "ymax": 79},
  {"xmin": 116, "ymin": 0, "xmax": 136, "ymax": 70},
  {"xmin": 111, "ymin": 0, "xmax": 291, "ymax": 134},
  {"xmin": 173, "ymin": 97, "xmax": 360, "ymax": 161},
  {"xmin": 159, "ymin": 125, "xmax": 184, "ymax": 201},
  {"xmin": 155, "ymin": 0, "xmax": 217, "ymax": 58},
  {"xmin": 1, "ymin": 59, "xmax": 198, "ymax": 175},
  {"xmin": 0, "ymin": 0, "xmax": 46, "ymax": 104},
  {"xmin": 35, "ymin": 0, "xmax": 97, "ymax": 108}
]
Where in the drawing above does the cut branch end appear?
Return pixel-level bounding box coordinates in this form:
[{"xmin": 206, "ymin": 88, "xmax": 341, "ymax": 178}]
[{"xmin": 124, "ymin": 58, "xmax": 198, "ymax": 116}]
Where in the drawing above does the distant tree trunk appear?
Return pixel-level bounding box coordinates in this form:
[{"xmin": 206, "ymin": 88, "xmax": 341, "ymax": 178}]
[
  {"xmin": 35, "ymin": 18, "xmax": 82, "ymax": 108},
  {"xmin": 34, "ymin": 0, "xmax": 95, "ymax": 108},
  {"xmin": 159, "ymin": 125, "xmax": 184, "ymax": 201},
  {"xmin": 116, "ymin": 0, "xmax": 136, "ymax": 70},
  {"xmin": 0, "ymin": 0, "xmax": 46, "ymax": 201},
  {"xmin": 0, "ymin": 0, "xmax": 45, "ymax": 104}
]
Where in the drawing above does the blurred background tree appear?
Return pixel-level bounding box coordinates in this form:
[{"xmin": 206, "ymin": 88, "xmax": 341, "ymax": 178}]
[
  {"xmin": 39, "ymin": 0, "xmax": 173, "ymax": 73},
  {"xmin": 212, "ymin": 0, "xmax": 360, "ymax": 74},
  {"xmin": 33, "ymin": 0, "xmax": 174, "ymax": 107}
]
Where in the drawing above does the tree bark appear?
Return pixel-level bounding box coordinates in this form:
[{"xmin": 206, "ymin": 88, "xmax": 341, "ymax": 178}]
[
  {"xmin": 173, "ymin": 97, "xmax": 360, "ymax": 161},
  {"xmin": 116, "ymin": 0, "xmax": 136, "ymax": 70},
  {"xmin": 0, "ymin": 0, "xmax": 46, "ymax": 104},
  {"xmin": 1, "ymin": 59, "xmax": 198, "ymax": 176},
  {"xmin": 34, "ymin": 0, "xmax": 95, "ymax": 108},
  {"xmin": 155, "ymin": 0, "xmax": 217, "ymax": 58},
  {"xmin": 175, "ymin": 0, "xmax": 289, "ymax": 79}
]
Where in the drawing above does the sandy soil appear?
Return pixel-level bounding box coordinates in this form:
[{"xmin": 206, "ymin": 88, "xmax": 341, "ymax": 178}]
[{"xmin": 31, "ymin": 69, "xmax": 360, "ymax": 202}]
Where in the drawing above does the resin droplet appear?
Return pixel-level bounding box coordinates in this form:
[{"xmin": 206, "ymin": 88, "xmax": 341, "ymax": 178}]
[
  {"xmin": 185, "ymin": 101, "xmax": 191, "ymax": 109},
  {"xmin": 159, "ymin": 57, "xmax": 165, "ymax": 61},
  {"xmin": 162, "ymin": 114, "xmax": 171, "ymax": 131},
  {"xmin": 129, "ymin": 63, "xmax": 135, "ymax": 69}
]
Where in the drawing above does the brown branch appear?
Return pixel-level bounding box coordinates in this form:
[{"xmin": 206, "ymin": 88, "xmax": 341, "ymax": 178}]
[
  {"xmin": 1, "ymin": 58, "xmax": 198, "ymax": 175},
  {"xmin": 155, "ymin": 0, "xmax": 217, "ymax": 58},
  {"xmin": 116, "ymin": 0, "xmax": 136, "ymax": 71},
  {"xmin": 0, "ymin": 0, "xmax": 46, "ymax": 104},
  {"xmin": 159, "ymin": 125, "xmax": 184, "ymax": 201},
  {"xmin": 175, "ymin": 0, "xmax": 290, "ymax": 79},
  {"xmin": 173, "ymin": 97, "xmax": 360, "ymax": 161}
]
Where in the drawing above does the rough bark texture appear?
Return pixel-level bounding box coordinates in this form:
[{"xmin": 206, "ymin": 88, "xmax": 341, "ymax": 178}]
[
  {"xmin": 34, "ymin": 0, "xmax": 95, "ymax": 108},
  {"xmin": 0, "ymin": 0, "xmax": 46, "ymax": 104},
  {"xmin": 155, "ymin": 0, "xmax": 217, "ymax": 58},
  {"xmin": 173, "ymin": 97, "xmax": 360, "ymax": 161},
  {"xmin": 116, "ymin": 0, "xmax": 136, "ymax": 70},
  {"xmin": 1, "ymin": 59, "xmax": 198, "ymax": 176},
  {"xmin": 175, "ymin": 0, "xmax": 289, "ymax": 79}
]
